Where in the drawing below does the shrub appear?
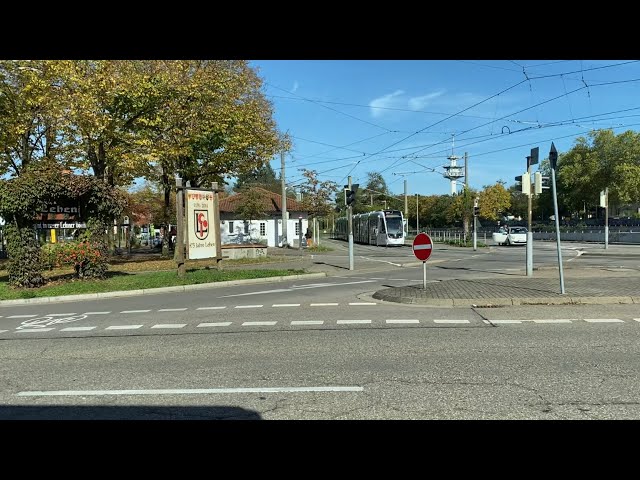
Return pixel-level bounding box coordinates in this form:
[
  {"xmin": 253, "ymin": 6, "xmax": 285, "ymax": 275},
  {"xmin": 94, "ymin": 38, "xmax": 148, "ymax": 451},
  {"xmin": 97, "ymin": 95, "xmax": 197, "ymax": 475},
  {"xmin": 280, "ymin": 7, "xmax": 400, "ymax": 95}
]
[{"xmin": 56, "ymin": 240, "xmax": 108, "ymax": 279}]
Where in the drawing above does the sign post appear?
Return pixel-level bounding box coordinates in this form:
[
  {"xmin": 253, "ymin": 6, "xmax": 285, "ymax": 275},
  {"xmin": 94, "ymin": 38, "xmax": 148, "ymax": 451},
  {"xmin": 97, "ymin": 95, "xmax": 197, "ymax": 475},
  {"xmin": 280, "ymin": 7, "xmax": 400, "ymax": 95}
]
[{"xmin": 412, "ymin": 232, "xmax": 433, "ymax": 290}]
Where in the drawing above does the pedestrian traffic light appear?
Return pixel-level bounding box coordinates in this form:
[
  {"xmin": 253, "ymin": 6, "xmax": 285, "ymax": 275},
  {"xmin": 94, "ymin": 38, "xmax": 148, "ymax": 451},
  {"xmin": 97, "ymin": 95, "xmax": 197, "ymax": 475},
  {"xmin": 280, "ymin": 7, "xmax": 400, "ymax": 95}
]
[
  {"xmin": 346, "ymin": 184, "xmax": 359, "ymax": 206},
  {"xmin": 515, "ymin": 172, "xmax": 530, "ymax": 195}
]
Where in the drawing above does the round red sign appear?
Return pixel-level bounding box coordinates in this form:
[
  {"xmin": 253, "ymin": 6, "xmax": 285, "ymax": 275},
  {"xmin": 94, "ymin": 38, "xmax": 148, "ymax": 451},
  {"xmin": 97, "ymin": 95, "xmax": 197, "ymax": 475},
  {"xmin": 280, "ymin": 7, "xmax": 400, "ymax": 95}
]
[{"xmin": 412, "ymin": 232, "xmax": 433, "ymax": 261}]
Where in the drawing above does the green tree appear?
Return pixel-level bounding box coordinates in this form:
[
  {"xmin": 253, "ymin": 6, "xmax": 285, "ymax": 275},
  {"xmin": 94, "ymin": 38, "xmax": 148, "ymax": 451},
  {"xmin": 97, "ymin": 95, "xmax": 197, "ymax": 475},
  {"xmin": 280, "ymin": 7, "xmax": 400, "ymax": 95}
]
[
  {"xmin": 234, "ymin": 163, "xmax": 280, "ymax": 193},
  {"xmin": 299, "ymin": 169, "xmax": 338, "ymax": 218},
  {"xmin": 236, "ymin": 187, "xmax": 267, "ymax": 240},
  {"xmin": 478, "ymin": 182, "xmax": 511, "ymax": 221}
]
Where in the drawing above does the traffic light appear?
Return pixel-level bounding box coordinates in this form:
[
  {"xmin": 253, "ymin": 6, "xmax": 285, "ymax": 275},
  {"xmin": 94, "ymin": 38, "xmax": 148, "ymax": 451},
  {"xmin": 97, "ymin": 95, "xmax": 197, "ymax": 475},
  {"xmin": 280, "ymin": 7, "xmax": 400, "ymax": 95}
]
[
  {"xmin": 346, "ymin": 184, "xmax": 359, "ymax": 206},
  {"xmin": 474, "ymin": 206, "xmax": 479, "ymax": 217},
  {"xmin": 515, "ymin": 172, "xmax": 530, "ymax": 195},
  {"xmin": 534, "ymin": 172, "xmax": 542, "ymax": 194}
]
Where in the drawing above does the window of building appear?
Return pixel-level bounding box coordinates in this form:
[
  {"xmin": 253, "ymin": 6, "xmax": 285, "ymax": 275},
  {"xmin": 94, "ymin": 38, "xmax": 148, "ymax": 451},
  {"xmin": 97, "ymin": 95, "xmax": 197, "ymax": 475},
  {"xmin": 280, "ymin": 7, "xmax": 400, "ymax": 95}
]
[
  {"xmin": 228, "ymin": 221, "xmax": 234, "ymax": 234},
  {"xmin": 260, "ymin": 222, "xmax": 266, "ymax": 236},
  {"xmin": 244, "ymin": 221, "xmax": 249, "ymax": 235}
]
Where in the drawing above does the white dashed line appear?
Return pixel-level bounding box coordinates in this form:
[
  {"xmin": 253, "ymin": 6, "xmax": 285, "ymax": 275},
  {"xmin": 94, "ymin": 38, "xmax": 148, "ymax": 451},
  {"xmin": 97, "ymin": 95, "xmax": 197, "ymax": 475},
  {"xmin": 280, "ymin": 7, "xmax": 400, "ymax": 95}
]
[
  {"xmin": 45, "ymin": 313, "xmax": 77, "ymax": 317},
  {"xmin": 151, "ymin": 324, "xmax": 187, "ymax": 329},
  {"xmin": 120, "ymin": 310, "xmax": 151, "ymax": 314},
  {"xmin": 433, "ymin": 320, "xmax": 470, "ymax": 324},
  {"xmin": 584, "ymin": 318, "xmax": 624, "ymax": 323},
  {"xmin": 337, "ymin": 320, "xmax": 371, "ymax": 324},
  {"xmin": 634, "ymin": 318, "xmax": 640, "ymax": 322},
  {"xmin": 105, "ymin": 325, "xmax": 143, "ymax": 330},
  {"xmin": 386, "ymin": 319, "xmax": 419, "ymax": 324},
  {"xmin": 16, "ymin": 328, "xmax": 54, "ymax": 333},
  {"xmin": 0, "ymin": 330, "xmax": 9, "ymax": 333},
  {"xmin": 533, "ymin": 319, "xmax": 573, "ymax": 323},
  {"xmin": 8, "ymin": 315, "xmax": 37, "ymax": 318},
  {"xmin": 158, "ymin": 308, "xmax": 188, "ymax": 312},
  {"xmin": 235, "ymin": 305, "xmax": 263, "ymax": 309},
  {"xmin": 491, "ymin": 320, "xmax": 522, "ymax": 324},
  {"xmin": 291, "ymin": 321, "xmax": 324, "ymax": 325},
  {"xmin": 349, "ymin": 302, "xmax": 377, "ymax": 306},
  {"xmin": 197, "ymin": 306, "xmax": 226, "ymax": 310},
  {"xmin": 60, "ymin": 326, "xmax": 97, "ymax": 332},
  {"xmin": 197, "ymin": 322, "xmax": 232, "ymax": 327},
  {"xmin": 84, "ymin": 311, "xmax": 111, "ymax": 315},
  {"xmin": 273, "ymin": 304, "xmax": 301, "ymax": 307},
  {"xmin": 310, "ymin": 303, "xmax": 339, "ymax": 306},
  {"xmin": 242, "ymin": 321, "xmax": 277, "ymax": 326}
]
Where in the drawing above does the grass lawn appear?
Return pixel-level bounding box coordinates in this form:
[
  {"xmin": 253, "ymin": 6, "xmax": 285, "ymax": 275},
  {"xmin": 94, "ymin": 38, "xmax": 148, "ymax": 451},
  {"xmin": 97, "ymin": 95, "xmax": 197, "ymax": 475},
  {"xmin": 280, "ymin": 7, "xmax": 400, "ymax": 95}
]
[{"xmin": 0, "ymin": 252, "xmax": 307, "ymax": 300}]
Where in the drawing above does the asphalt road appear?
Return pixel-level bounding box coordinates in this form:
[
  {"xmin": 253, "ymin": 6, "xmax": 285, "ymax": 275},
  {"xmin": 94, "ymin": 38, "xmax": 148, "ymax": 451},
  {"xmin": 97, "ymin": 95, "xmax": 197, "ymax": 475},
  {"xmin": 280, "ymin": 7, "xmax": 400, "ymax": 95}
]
[{"xmin": 1, "ymin": 238, "xmax": 639, "ymax": 419}]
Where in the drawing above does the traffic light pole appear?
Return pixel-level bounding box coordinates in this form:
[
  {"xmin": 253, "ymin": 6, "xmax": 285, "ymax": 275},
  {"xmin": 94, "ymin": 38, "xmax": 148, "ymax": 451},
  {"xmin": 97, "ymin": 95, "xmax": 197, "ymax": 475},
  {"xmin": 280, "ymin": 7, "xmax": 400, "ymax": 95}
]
[
  {"xmin": 348, "ymin": 176, "xmax": 354, "ymax": 270},
  {"xmin": 526, "ymin": 157, "xmax": 533, "ymax": 277},
  {"xmin": 473, "ymin": 197, "xmax": 478, "ymax": 251}
]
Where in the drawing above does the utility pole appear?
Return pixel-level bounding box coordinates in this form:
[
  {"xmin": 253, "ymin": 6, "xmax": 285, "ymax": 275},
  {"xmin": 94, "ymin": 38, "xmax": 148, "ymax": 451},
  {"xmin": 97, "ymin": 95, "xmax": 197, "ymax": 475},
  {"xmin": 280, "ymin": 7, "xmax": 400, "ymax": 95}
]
[
  {"xmin": 549, "ymin": 142, "xmax": 565, "ymax": 294},
  {"xmin": 281, "ymin": 150, "xmax": 287, "ymax": 248},
  {"xmin": 404, "ymin": 179, "xmax": 408, "ymax": 217},
  {"xmin": 604, "ymin": 187, "xmax": 609, "ymax": 249},
  {"xmin": 416, "ymin": 193, "xmax": 419, "ymax": 233},
  {"xmin": 348, "ymin": 176, "xmax": 354, "ymax": 270}
]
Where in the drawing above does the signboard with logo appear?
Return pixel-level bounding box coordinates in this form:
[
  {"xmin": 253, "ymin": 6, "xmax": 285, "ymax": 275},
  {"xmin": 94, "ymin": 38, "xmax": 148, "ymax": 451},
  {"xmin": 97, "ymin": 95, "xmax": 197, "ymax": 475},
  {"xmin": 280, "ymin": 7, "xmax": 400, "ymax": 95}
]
[{"xmin": 186, "ymin": 189, "xmax": 218, "ymax": 259}]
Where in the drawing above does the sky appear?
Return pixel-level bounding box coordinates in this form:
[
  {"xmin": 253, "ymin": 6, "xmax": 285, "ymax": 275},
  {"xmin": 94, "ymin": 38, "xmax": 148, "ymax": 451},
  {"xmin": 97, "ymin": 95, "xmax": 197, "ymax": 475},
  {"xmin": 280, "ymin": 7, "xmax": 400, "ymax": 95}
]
[{"xmin": 251, "ymin": 60, "xmax": 640, "ymax": 200}]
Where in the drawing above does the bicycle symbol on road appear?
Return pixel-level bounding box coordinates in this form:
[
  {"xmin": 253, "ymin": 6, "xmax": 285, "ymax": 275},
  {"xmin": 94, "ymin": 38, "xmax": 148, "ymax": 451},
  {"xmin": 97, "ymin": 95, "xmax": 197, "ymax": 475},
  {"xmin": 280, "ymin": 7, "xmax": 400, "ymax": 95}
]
[{"xmin": 15, "ymin": 315, "xmax": 88, "ymax": 330}]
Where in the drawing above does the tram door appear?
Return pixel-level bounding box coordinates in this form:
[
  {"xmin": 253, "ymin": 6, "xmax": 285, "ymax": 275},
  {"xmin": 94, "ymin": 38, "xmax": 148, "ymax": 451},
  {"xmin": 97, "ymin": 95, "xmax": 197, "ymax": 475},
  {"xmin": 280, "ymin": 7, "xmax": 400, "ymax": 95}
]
[{"xmin": 377, "ymin": 214, "xmax": 386, "ymax": 246}]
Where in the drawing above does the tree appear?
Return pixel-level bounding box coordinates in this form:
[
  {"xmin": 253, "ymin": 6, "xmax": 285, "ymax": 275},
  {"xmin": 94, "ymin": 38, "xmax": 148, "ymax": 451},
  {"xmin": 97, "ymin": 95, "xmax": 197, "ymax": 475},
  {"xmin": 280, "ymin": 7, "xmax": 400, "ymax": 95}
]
[
  {"xmin": 234, "ymin": 163, "xmax": 280, "ymax": 193},
  {"xmin": 478, "ymin": 182, "xmax": 511, "ymax": 221},
  {"xmin": 236, "ymin": 187, "xmax": 267, "ymax": 240},
  {"xmin": 299, "ymin": 169, "xmax": 338, "ymax": 218}
]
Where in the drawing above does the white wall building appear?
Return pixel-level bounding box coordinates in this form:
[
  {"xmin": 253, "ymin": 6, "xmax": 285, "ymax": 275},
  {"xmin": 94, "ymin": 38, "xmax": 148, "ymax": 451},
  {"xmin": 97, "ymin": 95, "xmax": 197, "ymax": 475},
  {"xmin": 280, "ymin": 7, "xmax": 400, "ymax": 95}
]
[{"xmin": 219, "ymin": 187, "xmax": 310, "ymax": 248}]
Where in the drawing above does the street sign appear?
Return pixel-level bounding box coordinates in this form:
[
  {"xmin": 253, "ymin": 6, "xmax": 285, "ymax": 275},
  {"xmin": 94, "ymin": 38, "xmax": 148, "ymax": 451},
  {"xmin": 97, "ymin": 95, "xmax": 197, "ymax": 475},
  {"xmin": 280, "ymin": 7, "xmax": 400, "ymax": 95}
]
[{"xmin": 412, "ymin": 232, "xmax": 433, "ymax": 261}]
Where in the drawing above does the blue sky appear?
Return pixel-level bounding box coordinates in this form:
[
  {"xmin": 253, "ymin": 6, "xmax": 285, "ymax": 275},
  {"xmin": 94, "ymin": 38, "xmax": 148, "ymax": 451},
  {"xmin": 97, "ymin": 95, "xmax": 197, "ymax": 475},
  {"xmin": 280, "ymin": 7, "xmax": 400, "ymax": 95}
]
[{"xmin": 251, "ymin": 60, "xmax": 640, "ymax": 198}]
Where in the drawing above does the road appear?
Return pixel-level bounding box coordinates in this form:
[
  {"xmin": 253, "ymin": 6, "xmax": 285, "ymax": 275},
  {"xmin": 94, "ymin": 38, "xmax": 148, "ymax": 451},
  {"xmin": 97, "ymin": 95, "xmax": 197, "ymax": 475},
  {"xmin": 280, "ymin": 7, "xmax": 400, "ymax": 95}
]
[{"xmin": 1, "ymin": 238, "xmax": 639, "ymax": 419}]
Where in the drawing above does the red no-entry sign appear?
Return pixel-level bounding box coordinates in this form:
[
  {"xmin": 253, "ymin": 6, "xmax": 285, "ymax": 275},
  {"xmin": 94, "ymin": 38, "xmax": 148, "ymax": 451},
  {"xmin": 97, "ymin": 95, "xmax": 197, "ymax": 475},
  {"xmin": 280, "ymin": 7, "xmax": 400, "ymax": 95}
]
[{"xmin": 412, "ymin": 232, "xmax": 433, "ymax": 261}]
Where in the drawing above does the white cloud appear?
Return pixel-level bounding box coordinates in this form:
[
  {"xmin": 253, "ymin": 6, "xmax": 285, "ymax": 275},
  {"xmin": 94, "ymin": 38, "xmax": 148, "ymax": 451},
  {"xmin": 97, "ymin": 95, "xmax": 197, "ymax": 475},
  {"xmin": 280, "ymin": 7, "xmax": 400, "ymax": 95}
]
[
  {"xmin": 408, "ymin": 90, "xmax": 446, "ymax": 110},
  {"xmin": 291, "ymin": 81, "xmax": 299, "ymax": 93},
  {"xmin": 369, "ymin": 90, "xmax": 405, "ymax": 118}
]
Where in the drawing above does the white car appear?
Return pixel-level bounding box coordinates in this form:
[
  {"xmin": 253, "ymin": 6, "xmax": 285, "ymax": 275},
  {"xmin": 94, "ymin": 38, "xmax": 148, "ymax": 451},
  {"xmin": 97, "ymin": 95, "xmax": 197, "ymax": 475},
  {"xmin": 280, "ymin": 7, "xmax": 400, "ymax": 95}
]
[{"xmin": 493, "ymin": 226, "xmax": 527, "ymax": 246}]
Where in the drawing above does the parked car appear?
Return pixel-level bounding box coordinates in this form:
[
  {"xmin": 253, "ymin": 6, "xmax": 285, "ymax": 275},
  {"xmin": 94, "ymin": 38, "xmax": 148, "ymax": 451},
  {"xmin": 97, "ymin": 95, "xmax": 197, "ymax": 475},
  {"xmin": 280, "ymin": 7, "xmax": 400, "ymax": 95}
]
[{"xmin": 493, "ymin": 226, "xmax": 527, "ymax": 246}]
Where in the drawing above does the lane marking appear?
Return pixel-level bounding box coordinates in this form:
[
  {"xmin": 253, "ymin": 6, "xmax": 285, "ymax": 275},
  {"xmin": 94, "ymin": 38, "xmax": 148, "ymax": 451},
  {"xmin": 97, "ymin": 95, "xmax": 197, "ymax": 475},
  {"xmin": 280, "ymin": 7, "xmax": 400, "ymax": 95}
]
[
  {"xmin": 84, "ymin": 311, "xmax": 111, "ymax": 315},
  {"xmin": 433, "ymin": 320, "xmax": 470, "ymax": 324},
  {"xmin": 120, "ymin": 310, "xmax": 151, "ymax": 314},
  {"xmin": 198, "ymin": 322, "xmax": 232, "ymax": 327},
  {"xmin": 349, "ymin": 302, "xmax": 377, "ymax": 306},
  {"xmin": 105, "ymin": 325, "xmax": 143, "ymax": 330},
  {"xmin": 310, "ymin": 303, "xmax": 339, "ymax": 306},
  {"xmin": 584, "ymin": 318, "xmax": 624, "ymax": 323},
  {"xmin": 8, "ymin": 315, "xmax": 37, "ymax": 318},
  {"xmin": 272, "ymin": 304, "xmax": 301, "ymax": 307},
  {"xmin": 16, "ymin": 328, "xmax": 55, "ymax": 333},
  {"xmin": 46, "ymin": 313, "xmax": 77, "ymax": 317},
  {"xmin": 337, "ymin": 320, "xmax": 371, "ymax": 324},
  {"xmin": 197, "ymin": 307, "xmax": 226, "ymax": 310},
  {"xmin": 235, "ymin": 305, "xmax": 263, "ymax": 309},
  {"xmin": 291, "ymin": 321, "xmax": 324, "ymax": 325},
  {"xmin": 634, "ymin": 318, "xmax": 640, "ymax": 322},
  {"xmin": 151, "ymin": 324, "xmax": 187, "ymax": 329},
  {"xmin": 242, "ymin": 321, "xmax": 277, "ymax": 326},
  {"xmin": 386, "ymin": 319, "xmax": 419, "ymax": 324},
  {"xmin": 60, "ymin": 326, "xmax": 97, "ymax": 332},
  {"xmin": 158, "ymin": 308, "xmax": 188, "ymax": 312},
  {"xmin": 219, "ymin": 280, "xmax": 377, "ymax": 298},
  {"xmin": 0, "ymin": 330, "xmax": 8, "ymax": 333},
  {"xmin": 16, "ymin": 386, "xmax": 364, "ymax": 397},
  {"xmin": 533, "ymin": 319, "xmax": 573, "ymax": 323},
  {"xmin": 491, "ymin": 320, "xmax": 522, "ymax": 324}
]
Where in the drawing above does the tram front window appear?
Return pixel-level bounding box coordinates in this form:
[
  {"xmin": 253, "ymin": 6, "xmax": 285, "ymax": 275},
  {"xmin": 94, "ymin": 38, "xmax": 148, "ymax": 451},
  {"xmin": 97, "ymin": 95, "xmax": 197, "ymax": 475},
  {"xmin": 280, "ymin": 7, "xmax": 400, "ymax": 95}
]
[{"xmin": 386, "ymin": 217, "xmax": 403, "ymax": 235}]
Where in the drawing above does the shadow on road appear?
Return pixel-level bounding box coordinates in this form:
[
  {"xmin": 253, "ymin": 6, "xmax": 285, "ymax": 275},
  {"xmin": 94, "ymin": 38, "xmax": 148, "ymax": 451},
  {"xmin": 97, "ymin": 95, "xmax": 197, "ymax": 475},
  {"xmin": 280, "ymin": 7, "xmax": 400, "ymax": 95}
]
[
  {"xmin": 433, "ymin": 265, "xmax": 522, "ymax": 276},
  {"xmin": 0, "ymin": 405, "xmax": 262, "ymax": 420}
]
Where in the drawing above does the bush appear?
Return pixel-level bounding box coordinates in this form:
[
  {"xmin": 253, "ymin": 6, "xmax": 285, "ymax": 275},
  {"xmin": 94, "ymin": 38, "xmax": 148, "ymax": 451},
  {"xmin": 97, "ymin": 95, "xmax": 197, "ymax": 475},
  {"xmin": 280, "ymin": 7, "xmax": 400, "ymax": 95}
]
[
  {"xmin": 5, "ymin": 225, "xmax": 45, "ymax": 288},
  {"xmin": 56, "ymin": 240, "xmax": 108, "ymax": 279}
]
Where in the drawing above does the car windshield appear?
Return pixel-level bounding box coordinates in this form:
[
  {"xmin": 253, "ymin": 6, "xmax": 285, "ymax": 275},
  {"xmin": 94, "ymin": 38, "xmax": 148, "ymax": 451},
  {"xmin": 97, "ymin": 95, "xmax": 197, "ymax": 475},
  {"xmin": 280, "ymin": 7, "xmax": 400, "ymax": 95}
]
[{"xmin": 510, "ymin": 227, "xmax": 527, "ymax": 233}]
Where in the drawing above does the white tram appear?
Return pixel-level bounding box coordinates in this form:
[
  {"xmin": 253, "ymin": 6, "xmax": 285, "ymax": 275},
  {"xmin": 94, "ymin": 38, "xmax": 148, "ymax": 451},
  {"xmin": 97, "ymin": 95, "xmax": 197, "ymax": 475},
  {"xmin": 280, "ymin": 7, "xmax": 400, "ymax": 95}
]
[{"xmin": 334, "ymin": 210, "xmax": 405, "ymax": 246}]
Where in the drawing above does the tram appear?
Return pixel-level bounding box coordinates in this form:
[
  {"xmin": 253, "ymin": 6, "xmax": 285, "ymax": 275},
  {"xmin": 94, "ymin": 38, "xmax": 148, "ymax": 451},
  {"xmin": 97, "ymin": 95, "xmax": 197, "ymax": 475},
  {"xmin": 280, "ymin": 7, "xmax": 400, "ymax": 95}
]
[{"xmin": 334, "ymin": 210, "xmax": 405, "ymax": 246}]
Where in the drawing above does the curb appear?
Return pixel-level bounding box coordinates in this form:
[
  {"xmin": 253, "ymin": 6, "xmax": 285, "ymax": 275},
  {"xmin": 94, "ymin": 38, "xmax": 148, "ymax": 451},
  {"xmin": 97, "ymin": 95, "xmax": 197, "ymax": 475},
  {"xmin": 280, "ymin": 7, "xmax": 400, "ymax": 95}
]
[
  {"xmin": 372, "ymin": 293, "xmax": 639, "ymax": 307},
  {"xmin": 0, "ymin": 273, "xmax": 327, "ymax": 306}
]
